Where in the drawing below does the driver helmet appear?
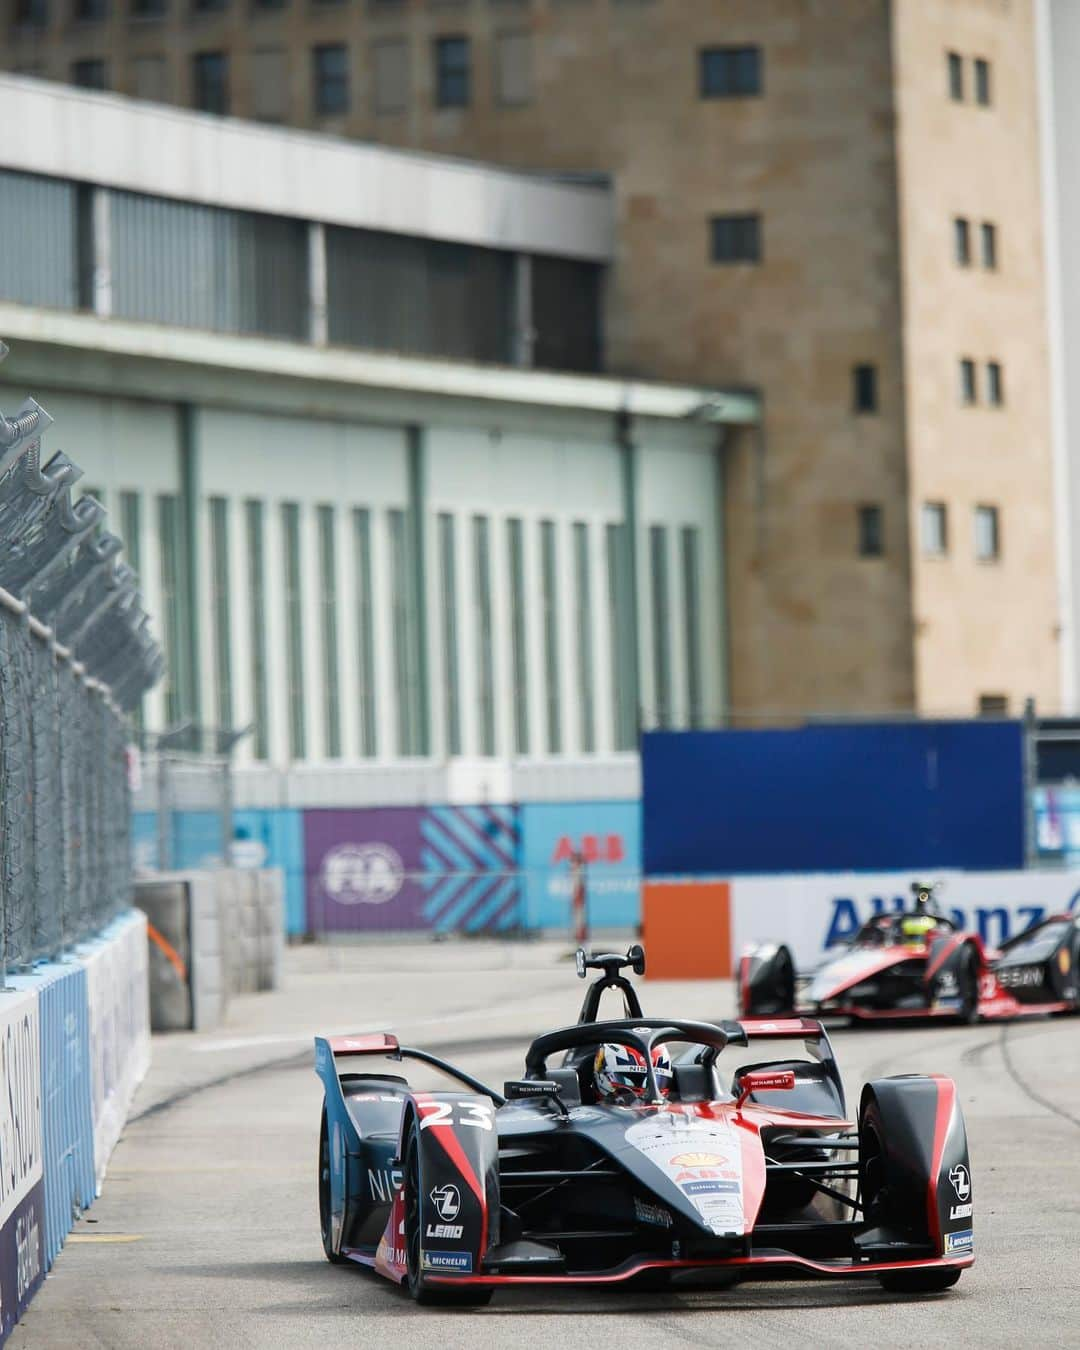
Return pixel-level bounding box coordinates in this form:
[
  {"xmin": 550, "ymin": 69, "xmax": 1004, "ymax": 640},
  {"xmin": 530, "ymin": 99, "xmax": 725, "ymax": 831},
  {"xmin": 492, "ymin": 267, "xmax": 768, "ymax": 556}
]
[
  {"xmin": 901, "ymin": 913, "xmax": 938, "ymax": 944},
  {"xmin": 593, "ymin": 1043, "xmax": 673, "ymax": 1102}
]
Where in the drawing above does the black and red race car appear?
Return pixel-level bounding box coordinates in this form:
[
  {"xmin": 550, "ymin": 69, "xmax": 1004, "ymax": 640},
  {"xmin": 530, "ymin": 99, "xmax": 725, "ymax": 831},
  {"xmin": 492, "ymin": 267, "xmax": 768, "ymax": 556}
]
[
  {"xmin": 314, "ymin": 947, "xmax": 974, "ymax": 1304},
  {"xmin": 739, "ymin": 883, "xmax": 1080, "ymax": 1024}
]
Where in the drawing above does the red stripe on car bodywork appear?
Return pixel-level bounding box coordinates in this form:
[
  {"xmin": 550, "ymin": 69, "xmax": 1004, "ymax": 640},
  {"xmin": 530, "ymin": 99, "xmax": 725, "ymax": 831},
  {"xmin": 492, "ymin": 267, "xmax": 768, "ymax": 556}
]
[
  {"xmin": 926, "ymin": 1075, "xmax": 955, "ymax": 1251},
  {"xmin": 414, "ymin": 1094, "xmax": 489, "ymax": 1259},
  {"xmin": 923, "ymin": 934, "xmax": 966, "ymax": 984},
  {"xmin": 812, "ymin": 947, "xmax": 928, "ymax": 1003}
]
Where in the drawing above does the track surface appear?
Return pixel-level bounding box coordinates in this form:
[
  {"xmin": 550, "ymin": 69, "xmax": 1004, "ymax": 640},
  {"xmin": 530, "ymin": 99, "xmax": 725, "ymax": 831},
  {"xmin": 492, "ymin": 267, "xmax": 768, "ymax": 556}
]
[{"xmin": 14, "ymin": 942, "xmax": 1080, "ymax": 1349}]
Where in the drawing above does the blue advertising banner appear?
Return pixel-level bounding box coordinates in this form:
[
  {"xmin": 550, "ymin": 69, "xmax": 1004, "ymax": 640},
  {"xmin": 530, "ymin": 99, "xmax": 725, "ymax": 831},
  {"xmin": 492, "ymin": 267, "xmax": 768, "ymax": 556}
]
[
  {"xmin": 520, "ymin": 801, "xmax": 641, "ymax": 930},
  {"xmin": 0, "ymin": 989, "xmax": 44, "ymax": 1346},
  {"xmin": 643, "ymin": 721, "xmax": 1025, "ymax": 877}
]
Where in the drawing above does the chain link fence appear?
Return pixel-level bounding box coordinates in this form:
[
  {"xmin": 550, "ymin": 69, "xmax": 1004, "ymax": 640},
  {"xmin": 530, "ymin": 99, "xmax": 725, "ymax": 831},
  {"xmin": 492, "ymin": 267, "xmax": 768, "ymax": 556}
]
[{"xmin": 0, "ymin": 340, "xmax": 162, "ymax": 973}]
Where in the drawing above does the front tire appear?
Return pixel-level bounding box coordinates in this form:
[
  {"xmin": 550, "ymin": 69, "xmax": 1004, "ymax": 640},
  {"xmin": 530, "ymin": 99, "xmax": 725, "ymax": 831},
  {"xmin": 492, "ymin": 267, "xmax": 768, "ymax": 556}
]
[
  {"xmin": 319, "ymin": 1105, "xmax": 347, "ymax": 1264},
  {"xmin": 955, "ymin": 948, "xmax": 979, "ymax": 1025},
  {"xmin": 403, "ymin": 1118, "xmax": 492, "ymax": 1307}
]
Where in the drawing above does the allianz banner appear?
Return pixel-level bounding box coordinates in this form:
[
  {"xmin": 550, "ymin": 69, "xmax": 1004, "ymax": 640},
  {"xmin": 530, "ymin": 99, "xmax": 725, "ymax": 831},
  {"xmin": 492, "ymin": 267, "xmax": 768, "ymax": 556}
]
[{"xmin": 0, "ymin": 989, "xmax": 44, "ymax": 1345}]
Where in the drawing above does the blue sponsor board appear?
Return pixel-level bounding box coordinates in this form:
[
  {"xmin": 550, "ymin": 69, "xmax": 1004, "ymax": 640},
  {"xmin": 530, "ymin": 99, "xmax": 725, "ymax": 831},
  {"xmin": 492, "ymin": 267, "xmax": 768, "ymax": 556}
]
[
  {"xmin": 421, "ymin": 1250, "xmax": 473, "ymax": 1272},
  {"xmin": 0, "ymin": 1182, "xmax": 45, "ymax": 1345},
  {"xmin": 643, "ymin": 721, "xmax": 1025, "ymax": 876},
  {"xmin": 945, "ymin": 1229, "xmax": 974, "ymax": 1254},
  {"xmin": 520, "ymin": 801, "xmax": 641, "ymax": 930}
]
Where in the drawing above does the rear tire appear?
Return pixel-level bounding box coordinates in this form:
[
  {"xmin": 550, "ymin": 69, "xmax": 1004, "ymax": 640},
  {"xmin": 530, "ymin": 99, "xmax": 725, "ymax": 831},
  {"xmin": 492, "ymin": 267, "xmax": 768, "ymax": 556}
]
[
  {"xmin": 955, "ymin": 948, "xmax": 979, "ymax": 1025},
  {"xmin": 319, "ymin": 1105, "xmax": 347, "ymax": 1265},
  {"xmin": 878, "ymin": 1267, "xmax": 962, "ymax": 1294},
  {"xmin": 403, "ymin": 1118, "xmax": 492, "ymax": 1307}
]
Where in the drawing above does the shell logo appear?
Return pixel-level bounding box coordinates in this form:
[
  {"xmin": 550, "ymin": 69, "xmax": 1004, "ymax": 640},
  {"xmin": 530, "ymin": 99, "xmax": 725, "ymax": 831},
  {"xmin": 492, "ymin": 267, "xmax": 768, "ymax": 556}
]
[{"xmin": 669, "ymin": 1152, "xmax": 727, "ymax": 1167}]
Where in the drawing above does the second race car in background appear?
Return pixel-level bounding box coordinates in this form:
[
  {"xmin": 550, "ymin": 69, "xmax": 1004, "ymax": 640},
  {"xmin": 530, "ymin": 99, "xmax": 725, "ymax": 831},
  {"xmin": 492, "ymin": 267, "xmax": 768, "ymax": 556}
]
[{"xmin": 739, "ymin": 882, "xmax": 1080, "ymax": 1023}]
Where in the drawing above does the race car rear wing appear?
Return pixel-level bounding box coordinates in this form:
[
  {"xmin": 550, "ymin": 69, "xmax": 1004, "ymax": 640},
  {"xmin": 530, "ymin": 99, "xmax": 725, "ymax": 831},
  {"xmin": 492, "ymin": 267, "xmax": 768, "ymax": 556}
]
[
  {"xmin": 737, "ymin": 1017, "xmax": 826, "ymax": 1040},
  {"xmin": 315, "ymin": 1032, "xmax": 506, "ymax": 1104}
]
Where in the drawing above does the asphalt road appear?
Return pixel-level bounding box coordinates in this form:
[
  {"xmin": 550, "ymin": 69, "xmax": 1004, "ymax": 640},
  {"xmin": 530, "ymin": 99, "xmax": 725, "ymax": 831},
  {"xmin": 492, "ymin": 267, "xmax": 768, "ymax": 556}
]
[{"xmin": 13, "ymin": 941, "xmax": 1080, "ymax": 1349}]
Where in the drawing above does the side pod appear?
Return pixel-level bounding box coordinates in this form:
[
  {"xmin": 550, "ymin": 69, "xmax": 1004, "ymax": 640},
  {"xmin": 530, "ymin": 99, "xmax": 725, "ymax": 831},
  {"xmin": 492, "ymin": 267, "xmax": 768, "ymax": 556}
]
[{"xmin": 738, "ymin": 943, "xmax": 796, "ymax": 1017}]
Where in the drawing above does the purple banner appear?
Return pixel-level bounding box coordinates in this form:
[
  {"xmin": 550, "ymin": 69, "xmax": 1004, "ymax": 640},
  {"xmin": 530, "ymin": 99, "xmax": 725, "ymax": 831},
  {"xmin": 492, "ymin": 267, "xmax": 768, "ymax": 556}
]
[
  {"xmin": 304, "ymin": 806, "xmax": 521, "ymax": 933},
  {"xmin": 0, "ymin": 1180, "xmax": 44, "ymax": 1346}
]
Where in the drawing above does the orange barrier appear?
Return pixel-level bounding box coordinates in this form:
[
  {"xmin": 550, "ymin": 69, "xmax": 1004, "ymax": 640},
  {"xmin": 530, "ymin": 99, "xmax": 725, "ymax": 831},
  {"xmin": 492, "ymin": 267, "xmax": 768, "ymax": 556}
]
[{"xmin": 642, "ymin": 879, "xmax": 732, "ymax": 979}]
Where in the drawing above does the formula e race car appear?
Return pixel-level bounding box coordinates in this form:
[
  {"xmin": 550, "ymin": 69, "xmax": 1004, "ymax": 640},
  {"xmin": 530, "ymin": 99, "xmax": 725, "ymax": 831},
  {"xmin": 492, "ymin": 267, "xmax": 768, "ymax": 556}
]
[
  {"xmin": 314, "ymin": 946, "xmax": 974, "ymax": 1304},
  {"xmin": 739, "ymin": 882, "xmax": 1080, "ymax": 1024}
]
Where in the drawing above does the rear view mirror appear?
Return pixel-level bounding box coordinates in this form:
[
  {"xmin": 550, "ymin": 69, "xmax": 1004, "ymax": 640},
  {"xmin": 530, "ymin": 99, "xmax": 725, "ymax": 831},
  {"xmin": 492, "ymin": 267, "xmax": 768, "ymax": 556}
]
[
  {"xmin": 736, "ymin": 1069, "xmax": 796, "ymax": 1109},
  {"xmin": 504, "ymin": 1079, "xmax": 569, "ymax": 1117},
  {"xmin": 628, "ymin": 944, "xmax": 646, "ymax": 976}
]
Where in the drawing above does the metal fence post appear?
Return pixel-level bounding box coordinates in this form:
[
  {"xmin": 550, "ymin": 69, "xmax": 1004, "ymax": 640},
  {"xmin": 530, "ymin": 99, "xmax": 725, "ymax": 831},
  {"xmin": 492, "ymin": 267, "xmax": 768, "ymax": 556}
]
[{"xmin": 1023, "ymin": 696, "xmax": 1038, "ymax": 868}]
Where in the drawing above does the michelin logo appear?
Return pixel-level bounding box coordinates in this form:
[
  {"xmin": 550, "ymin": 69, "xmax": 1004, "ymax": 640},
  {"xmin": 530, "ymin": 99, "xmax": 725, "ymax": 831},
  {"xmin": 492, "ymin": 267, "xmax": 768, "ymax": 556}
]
[
  {"xmin": 422, "ymin": 1250, "xmax": 473, "ymax": 1272},
  {"xmin": 945, "ymin": 1229, "xmax": 974, "ymax": 1255}
]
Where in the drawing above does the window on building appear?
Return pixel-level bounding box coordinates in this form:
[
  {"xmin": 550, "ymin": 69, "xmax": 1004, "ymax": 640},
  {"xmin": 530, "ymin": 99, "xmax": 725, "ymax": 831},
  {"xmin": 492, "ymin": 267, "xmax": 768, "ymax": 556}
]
[
  {"xmin": 72, "ymin": 59, "xmax": 107, "ymax": 88},
  {"xmin": 352, "ymin": 508, "xmax": 376, "ymax": 757},
  {"xmin": 649, "ymin": 525, "xmax": 671, "ymax": 730},
  {"xmin": 540, "ymin": 520, "xmax": 561, "ymax": 753},
  {"xmin": 373, "ymin": 39, "xmax": 408, "ymax": 114},
  {"xmin": 472, "ymin": 515, "xmax": 495, "ymax": 756},
  {"xmin": 954, "ymin": 216, "xmax": 970, "ymax": 266},
  {"xmin": 281, "ymin": 503, "xmax": 306, "ymax": 760},
  {"xmin": 438, "ymin": 513, "xmax": 462, "ymax": 757},
  {"xmin": 978, "ymin": 693, "xmax": 1009, "ymax": 716},
  {"xmin": 209, "ymin": 497, "xmax": 233, "ymax": 733},
  {"xmin": 974, "ymin": 57, "xmax": 991, "ymax": 106},
  {"xmin": 606, "ymin": 522, "xmax": 636, "ymax": 751},
  {"xmin": 13, "ymin": 0, "xmax": 48, "ymax": 26},
  {"xmin": 959, "ymin": 357, "xmax": 977, "ymax": 405},
  {"xmin": 317, "ymin": 505, "xmax": 341, "ymax": 758},
  {"xmin": 506, "ymin": 517, "xmax": 528, "ymax": 756},
  {"xmin": 975, "ymin": 504, "xmax": 1000, "ymax": 561},
  {"xmin": 495, "ymin": 30, "xmax": 532, "ymax": 106},
  {"xmin": 252, "ymin": 48, "xmax": 286, "ymax": 122},
  {"xmin": 388, "ymin": 507, "xmax": 420, "ymax": 757},
  {"xmin": 131, "ymin": 0, "xmax": 166, "ymax": 17},
  {"xmin": 853, "ymin": 363, "xmax": 878, "ymax": 413},
  {"xmin": 132, "ymin": 56, "xmax": 167, "ymax": 101},
  {"xmin": 158, "ymin": 494, "xmax": 184, "ymax": 725},
  {"xmin": 981, "ymin": 221, "xmax": 997, "ymax": 270},
  {"xmin": 709, "ymin": 214, "xmax": 761, "ymax": 264},
  {"xmin": 681, "ymin": 526, "xmax": 702, "ymax": 729},
  {"xmin": 74, "ymin": 0, "xmax": 107, "ymax": 20},
  {"xmin": 573, "ymin": 522, "xmax": 595, "ymax": 753},
  {"xmin": 313, "ymin": 44, "xmax": 349, "ymax": 116},
  {"xmin": 921, "ymin": 502, "xmax": 948, "ymax": 557},
  {"xmin": 699, "ymin": 45, "xmax": 762, "ymax": 98},
  {"xmin": 857, "ymin": 504, "xmax": 884, "ymax": 558},
  {"xmin": 434, "ymin": 36, "xmax": 470, "ymax": 109},
  {"xmin": 245, "ymin": 500, "xmax": 269, "ymax": 759},
  {"xmin": 192, "ymin": 51, "xmax": 229, "ymax": 115},
  {"xmin": 947, "ymin": 51, "xmax": 964, "ymax": 101},
  {"xmin": 987, "ymin": 360, "xmax": 1004, "ymax": 406}
]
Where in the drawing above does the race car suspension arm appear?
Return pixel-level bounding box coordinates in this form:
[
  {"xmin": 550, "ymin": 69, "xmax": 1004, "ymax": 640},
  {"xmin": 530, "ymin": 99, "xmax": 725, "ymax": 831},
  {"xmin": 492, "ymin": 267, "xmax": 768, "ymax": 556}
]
[{"xmin": 764, "ymin": 1155, "xmax": 863, "ymax": 1214}]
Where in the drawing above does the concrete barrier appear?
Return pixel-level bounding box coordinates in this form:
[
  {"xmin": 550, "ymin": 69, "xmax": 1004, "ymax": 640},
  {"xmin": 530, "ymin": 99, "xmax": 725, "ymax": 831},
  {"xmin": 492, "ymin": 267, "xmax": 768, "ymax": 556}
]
[
  {"xmin": 0, "ymin": 909, "xmax": 150, "ymax": 1345},
  {"xmin": 135, "ymin": 869, "xmax": 284, "ymax": 1033}
]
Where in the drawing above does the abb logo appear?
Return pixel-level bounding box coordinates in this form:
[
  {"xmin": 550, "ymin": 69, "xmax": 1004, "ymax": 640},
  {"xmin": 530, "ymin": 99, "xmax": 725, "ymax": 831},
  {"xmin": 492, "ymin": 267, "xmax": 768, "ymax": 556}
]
[{"xmin": 552, "ymin": 834, "xmax": 625, "ymax": 865}]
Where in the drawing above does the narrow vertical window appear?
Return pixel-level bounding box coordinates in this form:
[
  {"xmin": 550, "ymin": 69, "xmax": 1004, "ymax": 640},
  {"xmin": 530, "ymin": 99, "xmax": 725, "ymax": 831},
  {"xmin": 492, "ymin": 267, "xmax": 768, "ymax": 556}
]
[
  {"xmin": 606, "ymin": 522, "xmax": 635, "ymax": 750},
  {"xmin": 681, "ymin": 526, "xmax": 702, "ymax": 729},
  {"xmin": 209, "ymin": 496, "xmax": 233, "ymax": 732},
  {"xmin": 974, "ymin": 58, "xmax": 991, "ymax": 106},
  {"xmin": 317, "ymin": 505, "xmax": 341, "ymax": 758},
  {"xmin": 245, "ymin": 500, "xmax": 269, "ymax": 759},
  {"xmin": 857, "ymin": 504, "xmax": 884, "ymax": 558},
  {"xmin": 974, "ymin": 504, "xmax": 1001, "ymax": 561},
  {"xmin": 853, "ymin": 363, "xmax": 878, "ymax": 413},
  {"xmin": 921, "ymin": 502, "xmax": 949, "ymax": 557},
  {"xmin": 987, "ymin": 361, "xmax": 1004, "ymax": 406},
  {"xmin": 281, "ymin": 502, "xmax": 305, "ymax": 760},
  {"xmin": 959, "ymin": 358, "xmax": 977, "ymax": 405},
  {"xmin": 434, "ymin": 35, "xmax": 470, "ymax": 108},
  {"xmin": 954, "ymin": 216, "xmax": 970, "ymax": 266},
  {"xmin": 313, "ymin": 43, "xmax": 349, "ymax": 116},
  {"xmin": 573, "ymin": 521, "xmax": 595, "ymax": 753},
  {"xmin": 438, "ymin": 513, "xmax": 462, "ymax": 756},
  {"xmin": 158, "ymin": 494, "xmax": 183, "ymax": 725},
  {"xmin": 473, "ymin": 515, "xmax": 495, "ymax": 756},
  {"xmin": 540, "ymin": 520, "xmax": 561, "ymax": 753},
  {"xmin": 352, "ymin": 508, "xmax": 376, "ymax": 757},
  {"xmin": 192, "ymin": 51, "xmax": 229, "ymax": 115},
  {"xmin": 981, "ymin": 221, "xmax": 997, "ymax": 270},
  {"xmin": 649, "ymin": 525, "xmax": 671, "ymax": 730},
  {"xmin": 388, "ymin": 508, "xmax": 417, "ymax": 757},
  {"xmin": 121, "ymin": 490, "xmax": 143, "ymax": 728},
  {"xmin": 506, "ymin": 517, "xmax": 528, "ymax": 755},
  {"xmin": 947, "ymin": 51, "xmax": 964, "ymax": 101}
]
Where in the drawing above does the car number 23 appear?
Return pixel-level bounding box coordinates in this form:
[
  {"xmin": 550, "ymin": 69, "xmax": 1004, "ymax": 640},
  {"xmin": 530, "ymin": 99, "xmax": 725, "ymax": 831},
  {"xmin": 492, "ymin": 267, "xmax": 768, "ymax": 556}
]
[{"xmin": 419, "ymin": 1100, "xmax": 495, "ymax": 1131}]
